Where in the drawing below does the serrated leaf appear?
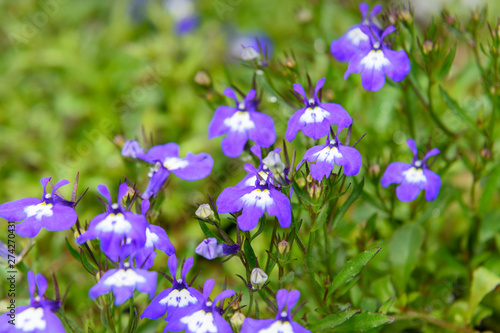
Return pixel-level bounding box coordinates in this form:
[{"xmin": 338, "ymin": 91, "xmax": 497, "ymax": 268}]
[
  {"xmin": 309, "ymin": 309, "xmax": 360, "ymax": 332},
  {"xmin": 467, "ymin": 267, "xmax": 500, "ymax": 324},
  {"xmin": 330, "ymin": 179, "xmax": 364, "ymax": 229},
  {"xmin": 388, "ymin": 223, "xmax": 424, "ymax": 293},
  {"xmin": 329, "ymin": 247, "xmax": 380, "ymax": 295},
  {"xmin": 332, "ymin": 312, "xmax": 394, "ymax": 332}
]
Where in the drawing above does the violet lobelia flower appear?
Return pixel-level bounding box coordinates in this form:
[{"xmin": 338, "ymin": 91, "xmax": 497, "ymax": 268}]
[
  {"xmin": 121, "ymin": 139, "xmax": 144, "ymax": 158},
  {"xmin": 296, "ymin": 134, "xmax": 362, "ymax": 181},
  {"xmin": 164, "ymin": 0, "xmax": 199, "ymax": 34},
  {"xmin": 76, "ymin": 183, "xmax": 148, "ymax": 261},
  {"xmin": 217, "ymin": 164, "xmax": 291, "ymax": 231},
  {"xmin": 0, "ymin": 271, "xmax": 65, "ymax": 333},
  {"xmin": 163, "ymin": 278, "xmax": 235, "ymax": 333},
  {"xmin": 344, "ymin": 25, "xmax": 411, "ymax": 91},
  {"xmin": 89, "ymin": 262, "xmax": 157, "ymax": 305},
  {"xmin": 0, "ymin": 177, "xmax": 77, "ymax": 238},
  {"xmin": 195, "ymin": 238, "xmax": 240, "ymax": 260},
  {"xmin": 285, "ymin": 78, "xmax": 352, "ymax": 141},
  {"xmin": 208, "ymin": 88, "xmax": 276, "ymax": 158},
  {"xmin": 330, "ymin": 3, "xmax": 383, "ymax": 62},
  {"xmin": 241, "ymin": 289, "xmax": 310, "ymax": 333},
  {"xmin": 133, "ymin": 142, "xmax": 213, "ymax": 199},
  {"xmin": 381, "ymin": 139, "xmax": 441, "ymax": 202},
  {"xmin": 141, "ymin": 255, "xmax": 203, "ymax": 320}
]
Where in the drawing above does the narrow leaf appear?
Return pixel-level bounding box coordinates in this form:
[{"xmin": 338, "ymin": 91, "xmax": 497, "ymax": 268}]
[
  {"xmin": 309, "ymin": 309, "xmax": 360, "ymax": 332},
  {"xmin": 332, "ymin": 312, "xmax": 394, "ymax": 332},
  {"xmin": 330, "ymin": 179, "xmax": 364, "ymax": 229}
]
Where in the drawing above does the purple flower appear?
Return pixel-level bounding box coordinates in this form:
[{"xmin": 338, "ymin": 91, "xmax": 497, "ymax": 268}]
[
  {"xmin": 121, "ymin": 140, "xmax": 144, "ymax": 158},
  {"xmin": 134, "ymin": 142, "xmax": 213, "ymax": 199},
  {"xmin": 0, "ymin": 177, "xmax": 77, "ymax": 237},
  {"xmin": 141, "ymin": 255, "xmax": 203, "ymax": 320},
  {"xmin": 296, "ymin": 134, "xmax": 362, "ymax": 180},
  {"xmin": 164, "ymin": 0, "xmax": 199, "ymax": 34},
  {"xmin": 344, "ymin": 25, "xmax": 411, "ymax": 91},
  {"xmin": 381, "ymin": 139, "xmax": 441, "ymax": 202},
  {"xmin": 0, "ymin": 271, "xmax": 65, "ymax": 333},
  {"xmin": 76, "ymin": 183, "xmax": 148, "ymax": 261},
  {"xmin": 285, "ymin": 78, "xmax": 352, "ymax": 141},
  {"xmin": 330, "ymin": 3, "xmax": 382, "ymax": 62},
  {"xmin": 228, "ymin": 33, "xmax": 273, "ymax": 62},
  {"xmin": 164, "ymin": 278, "xmax": 235, "ymax": 333},
  {"xmin": 209, "ymin": 88, "xmax": 276, "ymax": 158},
  {"xmin": 89, "ymin": 262, "xmax": 157, "ymax": 305},
  {"xmin": 217, "ymin": 164, "xmax": 291, "ymax": 231},
  {"xmin": 195, "ymin": 238, "xmax": 240, "ymax": 260},
  {"xmin": 241, "ymin": 289, "xmax": 310, "ymax": 333}
]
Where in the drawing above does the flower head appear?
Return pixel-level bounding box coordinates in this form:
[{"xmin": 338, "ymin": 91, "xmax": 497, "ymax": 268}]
[
  {"xmin": 208, "ymin": 88, "xmax": 276, "ymax": 158},
  {"xmin": 330, "ymin": 3, "xmax": 383, "ymax": 62},
  {"xmin": 89, "ymin": 262, "xmax": 157, "ymax": 305},
  {"xmin": 381, "ymin": 139, "xmax": 441, "ymax": 202},
  {"xmin": 0, "ymin": 271, "xmax": 65, "ymax": 333},
  {"xmin": 286, "ymin": 78, "xmax": 352, "ymax": 141},
  {"xmin": 76, "ymin": 183, "xmax": 148, "ymax": 261},
  {"xmin": 163, "ymin": 279, "xmax": 235, "ymax": 333},
  {"xmin": 0, "ymin": 177, "xmax": 77, "ymax": 237},
  {"xmin": 228, "ymin": 33, "xmax": 273, "ymax": 63},
  {"xmin": 121, "ymin": 140, "xmax": 144, "ymax": 158},
  {"xmin": 195, "ymin": 238, "xmax": 240, "ymax": 260},
  {"xmin": 296, "ymin": 134, "xmax": 362, "ymax": 180},
  {"xmin": 164, "ymin": 0, "xmax": 199, "ymax": 34},
  {"xmin": 141, "ymin": 255, "xmax": 203, "ymax": 320},
  {"xmin": 241, "ymin": 289, "xmax": 310, "ymax": 333},
  {"xmin": 344, "ymin": 25, "xmax": 411, "ymax": 91}
]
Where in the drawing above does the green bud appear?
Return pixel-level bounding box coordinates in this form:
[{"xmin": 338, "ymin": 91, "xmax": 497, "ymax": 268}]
[
  {"xmin": 196, "ymin": 204, "xmax": 215, "ymax": 220},
  {"xmin": 230, "ymin": 312, "xmax": 246, "ymax": 332},
  {"xmin": 250, "ymin": 268, "xmax": 268, "ymax": 290}
]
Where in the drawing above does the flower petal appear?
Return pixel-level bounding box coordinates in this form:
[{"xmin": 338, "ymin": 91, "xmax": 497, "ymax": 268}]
[
  {"xmin": 383, "ymin": 48, "xmax": 410, "ymax": 82},
  {"xmin": 237, "ymin": 204, "xmax": 265, "ymax": 231},
  {"xmin": 320, "ymin": 103, "xmax": 353, "ymax": 132},
  {"xmin": 216, "ymin": 186, "xmax": 252, "ymax": 213},
  {"xmin": 396, "ymin": 182, "xmax": 422, "ymax": 202},
  {"xmin": 337, "ymin": 145, "xmax": 362, "ymax": 177},
  {"xmin": 221, "ymin": 129, "xmax": 249, "ymax": 157},
  {"xmin": 285, "ymin": 107, "xmax": 307, "ymax": 142},
  {"xmin": 208, "ymin": 106, "xmax": 236, "ymax": 139},
  {"xmin": 422, "ymin": 169, "xmax": 441, "ymax": 201},
  {"xmin": 0, "ymin": 198, "xmax": 41, "ymax": 221},
  {"xmin": 171, "ymin": 152, "xmax": 213, "ymax": 181},
  {"xmin": 381, "ymin": 162, "xmax": 412, "ymax": 187},
  {"xmin": 266, "ymin": 188, "xmax": 291, "ymax": 228},
  {"xmin": 142, "ymin": 167, "xmax": 171, "ymax": 200},
  {"xmin": 248, "ymin": 112, "xmax": 276, "ymax": 148}
]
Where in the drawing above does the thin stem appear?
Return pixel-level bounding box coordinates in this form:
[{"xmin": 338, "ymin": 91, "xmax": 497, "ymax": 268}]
[{"xmin": 392, "ymin": 311, "xmax": 477, "ymax": 333}]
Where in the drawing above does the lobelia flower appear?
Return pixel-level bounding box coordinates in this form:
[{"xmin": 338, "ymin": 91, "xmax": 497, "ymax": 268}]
[
  {"xmin": 236, "ymin": 145, "xmax": 288, "ymax": 189},
  {"xmin": 285, "ymin": 78, "xmax": 352, "ymax": 141},
  {"xmin": 195, "ymin": 238, "xmax": 240, "ymax": 260},
  {"xmin": 163, "ymin": 278, "xmax": 235, "ymax": 333},
  {"xmin": 76, "ymin": 183, "xmax": 148, "ymax": 261},
  {"xmin": 89, "ymin": 262, "xmax": 157, "ymax": 305},
  {"xmin": 0, "ymin": 271, "xmax": 65, "ymax": 333},
  {"xmin": 241, "ymin": 289, "xmax": 310, "ymax": 333},
  {"xmin": 296, "ymin": 134, "xmax": 362, "ymax": 181},
  {"xmin": 330, "ymin": 3, "xmax": 383, "ymax": 62},
  {"xmin": 217, "ymin": 163, "xmax": 291, "ymax": 231},
  {"xmin": 141, "ymin": 255, "xmax": 203, "ymax": 320},
  {"xmin": 381, "ymin": 139, "xmax": 441, "ymax": 202},
  {"xmin": 121, "ymin": 140, "xmax": 144, "ymax": 158},
  {"xmin": 227, "ymin": 33, "xmax": 273, "ymax": 62},
  {"xmin": 164, "ymin": 0, "xmax": 199, "ymax": 34},
  {"xmin": 0, "ymin": 177, "xmax": 77, "ymax": 237},
  {"xmin": 208, "ymin": 88, "xmax": 276, "ymax": 158},
  {"xmin": 344, "ymin": 25, "xmax": 411, "ymax": 91},
  {"xmin": 130, "ymin": 200, "xmax": 175, "ymax": 270},
  {"xmin": 132, "ymin": 142, "xmax": 213, "ymax": 199}
]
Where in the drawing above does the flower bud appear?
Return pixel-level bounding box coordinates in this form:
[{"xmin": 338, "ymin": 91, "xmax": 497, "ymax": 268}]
[
  {"xmin": 369, "ymin": 164, "xmax": 380, "ymax": 177},
  {"xmin": 194, "ymin": 71, "xmax": 211, "ymax": 87},
  {"xmin": 277, "ymin": 240, "xmax": 290, "ymax": 255},
  {"xmin": 481, "ymin": 148, "xmax": 491, "ymax": 159},
  {"xmin": 284, "ymin": 57, "xmax": 296, "ymax": 69},
  {"xmin": 230, "ymin": 312, "xmax": 246, "ymax": 332},
  {"xmin": 196, "ymin": 204, "xmax": 215, "ymax": 220},
  {"xmin": 250, "ymin": 268, "xmax": 268, "ymax": 290},
  {"xmin": 422, "ymin": 41, "xmax": 433, "ymax": 55},
  {"xmin": 195, "ymin": 238, "xmax": 222, "ymax": 260},
  {"xmin": 263, "ymin": 151, "xmax": 286, "ymax": 178},
  {"xmin": 296, "ymin": 8, "xmax": 313, "ymax": 24},
  {"xmin": 308, "ymin": 183, "xmax": 321, "ymax": 199},
  {"xmin": 121, "ymin": 140, "xmax": 144, "ymax": 158},
  {"xmin": 399, "ymin": 10, "xmax": 412, "ymax": 24}
]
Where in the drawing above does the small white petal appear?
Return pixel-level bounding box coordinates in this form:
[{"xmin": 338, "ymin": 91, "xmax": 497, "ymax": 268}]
[
  {"xmin": 403, "ymin": 167, "xmax": 427, "ymax": 183},
  {"xmin": 299, "ymin": 107, "xmax": 330, "ymax": 124},
  {"xmin": 24, "ymin": 203, "xmax": 53, "ymax": 221},
  {"xmin": 145, "ymin": 227, "xmax": 159, "ymax": 248},
  {"xmin": 241, "ymin": 189, "xmax": 274, "ymax": 210},
  {"xmin": 95, "ymin": 213, "xmax": 132, "ymax": 234},
  {"xmin": 346, "ymin": 27, "xmax": 369, "ymax": 46},
  {"xmin": 224, "ymin": 111, "xmax": 255, "ymax": 132},
  {"xmin": 313, "ymin": 146, "xmax": 343, "ymax": 164},
  {"xmin": 258, "ymin": 320, "xmax": 294, "ymax": 333},
  {"xmin": 159, "ymin": 288, "xmax": 198, "ymax": 307},
  {"xmin": 360, "ymin": 50, "xmax": 390, "ymax": 70},
  {"xmin": 164, "ymin": 157, "xmax": 189, "ymax": 170},
  {"xmin": 104, "ymin": 269, "xmax": 146, "ymax": 287},
  {"xmin": 181, "ymin": 310, "xmax": 217, "ymax": 333},
  {"xmin": 17, "ymin": 307, "xmax": 46, "ymax": 332}
]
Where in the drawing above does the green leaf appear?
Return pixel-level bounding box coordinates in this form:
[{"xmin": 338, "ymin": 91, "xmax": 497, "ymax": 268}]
[
  {"xmin": 307, "ymin": 231, "xmax": 324, "ymax": 304},
  {"xmin": 292, "ymin": 181, "xmax": 319, "ymax": 207},
  {"xmin": 329, "ymin": 247, "xmax": 380, "ymax": 295},
  {"xmin": 198, "ymin": 220, "xmax": 223, "ymax": 243},
  {"xmin": 479, "ymin": 210, "xmax": 500, "ymax": 242},
  {"xmin": 311, "ymin": 205, "xmax": 329, "ymax": 232},
  {"xmin": 244, "ymin": 240, "xmax": 257, "ymax": 268},
  {"xmin": 251, "ymin": 215, "xmax": 267, "ymax": 241},
  {"xmin": 280, "ymin": 271, "xmax": 295, "ymax": 283},
  {"xmin": 439, "ymin": 86, "xmax": 481, "ymax": 134},
  {"xmin": 467, "ymin": 267, "xmax": 500, "ymax": 324},
  {"xmin": 378, "ymin": 297, "xmax": 395, "ymax": 314},
  {"xmin": 79, "ymin": 249, "xmax": 95, "ymax": 275},
  {"xmin": 388, "ymin": 223, "xmax": 424, "ymax": 293},
  {"xmin": 332, "ymin": 312, "xmax": 394, "ymax": 332},
  {"xmin": 309, "ymin": 309, "xmax": 360, "ymax": 332},
  {"xmin": 330, "ymin": 179, "xmax": 364, "ymax": 229},
  {"xmin": 65, "ymin": 238, "xmax": 81, "ymax": 262},
  {"xmin": 478, "ymin": 165, "xmax": 500, "ymax": 215},
  {"xmin": 437, "ymin": 45, "xmax": 456, "ymax": 79}
]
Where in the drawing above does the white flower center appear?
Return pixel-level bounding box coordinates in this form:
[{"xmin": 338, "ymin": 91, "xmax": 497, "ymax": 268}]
[
  {"xmin": 224, "ymin": 111, "xmax": 255, "ymax": 132},
  {"xmin": 17, "ymin": 307, "xmax": 46, "ymax": 332},
  {"xmin": 347, "ymin": 27, "xmax": 369, "ymax": 46},
  {"xmin": 163, "ymin": 157, "xmax": 189, "ymax": 170},
  {"xmin": 104, "ymin": 269, "xmax": 146, "ymax": 287},
  {"xmin": 258, "ymin": 320, "xmax": 294, "ymax": 333},
  {"xmin": 360, "ymin": 50, "xmax": 390, "ymax": 70},
  {"xmin": 24, "ymin": 203, "xmax": 53, "ymax": 221},
  {"xmin": 241, "ymin": 189, "xmax": 274, "ymax": 209},
  {"xmin": 95, "ymin": 213, "xmax": 132, "ymax": 234},
  {"xmin": 181, "ymin": 310, "xmax": 217, "ymax": 333},
  {"xmin": 145, "ymin": 227, "xmax": 159, "ymax": 248},
  {"xmin": 159, "ymin": 288, "xmax": 198, "ymax": 307},
  {"xmin": 314, "ymin": 146, "xmax": 343, "ymax": 164},
  {"xmin": 300, "ymin": 107, "xmax": 330, "ymax": 124},
  {"xmin": 402, "ymin": 167, "xmax": 427, "ymax": 184}
]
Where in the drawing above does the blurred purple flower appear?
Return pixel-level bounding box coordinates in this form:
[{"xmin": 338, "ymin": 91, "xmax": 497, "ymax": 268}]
[
  {"xmin": 208, "ymin": 89, "xmax": 276, "ymax": 158},
  {"xmin": 195, "ymin": 238, "xmax": 240, "ymax": 260},
  {"xmin": 122, "ymin": 140, "xmax": 144, "ymax": 158},
  {"xmin": 0, "ymin": 271, "xmax": 65, "ymax": 333},
  {"xmin": 164, "ymin": 278, "xmax": 235, "ymax": 333},
  {"xmin": 381, "ymin": 139, "xmax": 441, "ymax": 202},
  {"xmin": 241, "ymin": 289, "xmax": 310, "ymax": 333},
  {"xmin": 286, "ymin": 78, "xmax": 352, "ymax": 141},
  {"xmin": 228, "ymin": 33, "xmax": 273, "ymax": 62},
  {"xmin": 0, "ymin": 177, "xmax": 77, "ymax": 237},
  {"xmin": 164, "ymin": 0, "xmax": 199, "ymax": 34}
]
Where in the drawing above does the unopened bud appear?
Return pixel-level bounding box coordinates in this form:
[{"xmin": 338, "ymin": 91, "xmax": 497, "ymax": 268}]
[
  {"xmin": 121, "ymin": 140, "xmax": 144, "ymax": 158},
  {"xmin": 277, "ymin": 240, "xmax": 290, "ymax": 256},
  {"xmin": 296, "ymin": 178, "xmax": 306, "ymax": 187},
  {"xmin": 250, "ymin": 268, "xmax": 268, "ymax": 290},
  {"xmin": 284, "ymin": 57, "xmax": 296, "ymax": 68},
  {"xmin": 195, "ymin": 238, "xmax": 222, "ymax": 260},
  {"xmin": 445, "ymin": 15, "xmax": 455, "ymax": 26},
  {"xmin": 196, "ymin": 204, "xmax": 215, "ymax": 220},
  {"xmin": 399, "ymin": 10, "xmax": 412, "ymax": 24},
  {"xmin": 113, "ymin": 135, "xmax": 126, "ymax": 149},
  {"xmin": 422, "ymin": 41, "xmax": 433, "ymax": 55},
  {"xmin": 481, "ymin": 148, "xmax": 491, "ymax": 159},
  {"xmin": 241, "ymin": 46, "xmax": 260, "ymax": 61},
  {"xmin": 369, "ymin": 164, "xmax": 380, "ymax": 177},
  {"xmin": 308, "ymin": 183, "xmax": 321, "ymax": 199},
  {"xmin": 194, "ymin": 71, "xmax": 211, "ymax": 87},
  {"xmin": 230, "ymin": 312, "xmax": 246, "ymax": 332},
  {"xmin": 296, "ymin": 8, "xmax": 313, "ymax": 24},
  {"xmin": 263, "ymin": 151, "xmax": 285, "ymax": 177}
]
